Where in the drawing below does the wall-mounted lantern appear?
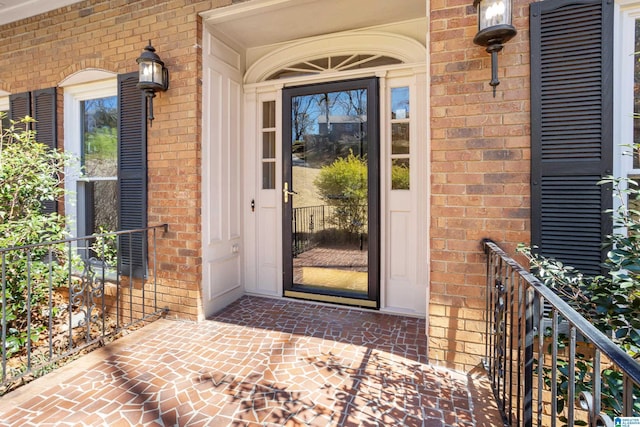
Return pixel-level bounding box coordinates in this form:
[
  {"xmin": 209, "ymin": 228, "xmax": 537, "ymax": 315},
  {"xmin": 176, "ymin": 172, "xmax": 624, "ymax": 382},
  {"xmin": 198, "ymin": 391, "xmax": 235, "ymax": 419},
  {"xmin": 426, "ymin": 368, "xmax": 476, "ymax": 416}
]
[
  {"xmin": 473, "ymin": 0, "xmax": 517, "ymax": 96},
  {"xmin": 136, "ymin": 41, "xmax": 169, "ymax": 125}
]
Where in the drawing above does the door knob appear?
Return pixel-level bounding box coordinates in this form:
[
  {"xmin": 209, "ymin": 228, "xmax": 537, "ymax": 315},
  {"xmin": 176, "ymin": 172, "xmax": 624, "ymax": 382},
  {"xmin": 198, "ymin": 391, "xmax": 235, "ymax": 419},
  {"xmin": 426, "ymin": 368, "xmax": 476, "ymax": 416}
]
[{"xmin": 283, "ymin": 182, "xmax": 297, "ymax": 203}]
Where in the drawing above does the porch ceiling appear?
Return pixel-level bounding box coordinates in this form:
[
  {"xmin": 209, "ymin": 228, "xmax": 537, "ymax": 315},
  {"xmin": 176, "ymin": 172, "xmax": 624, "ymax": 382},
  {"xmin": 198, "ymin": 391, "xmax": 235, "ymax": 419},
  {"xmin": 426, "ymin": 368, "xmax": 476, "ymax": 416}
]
[
  {"xmin": 201, "ymin": 0, "xmax": 427, "ymax": 49},
  {"xmin": 0, "ymin": 0, "xmax": 83, "ymax": 26}
]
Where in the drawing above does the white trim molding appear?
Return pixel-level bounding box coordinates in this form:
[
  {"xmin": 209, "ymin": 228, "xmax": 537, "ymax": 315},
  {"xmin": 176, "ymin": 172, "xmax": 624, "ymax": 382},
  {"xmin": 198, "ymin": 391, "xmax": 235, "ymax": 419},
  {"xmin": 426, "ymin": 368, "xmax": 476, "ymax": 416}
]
[
  {"xmin": 59, "ymin": 69, "xmax": 117, "ymax": 88},
  {"xmin": 244, "ymin": 31, "xmax": 426, "ymax": 84},
  {"xmin": 614, "ymin": 1, "xmax": 640, "ymax": 179}
]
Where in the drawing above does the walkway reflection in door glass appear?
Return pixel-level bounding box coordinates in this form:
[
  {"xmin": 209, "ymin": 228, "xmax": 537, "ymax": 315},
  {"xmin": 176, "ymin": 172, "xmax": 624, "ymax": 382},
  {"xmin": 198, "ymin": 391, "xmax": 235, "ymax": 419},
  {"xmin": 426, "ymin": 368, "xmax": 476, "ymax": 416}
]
[{"xmin": 290, "ymin": 89, "xmax": 368, "ymax": 296}]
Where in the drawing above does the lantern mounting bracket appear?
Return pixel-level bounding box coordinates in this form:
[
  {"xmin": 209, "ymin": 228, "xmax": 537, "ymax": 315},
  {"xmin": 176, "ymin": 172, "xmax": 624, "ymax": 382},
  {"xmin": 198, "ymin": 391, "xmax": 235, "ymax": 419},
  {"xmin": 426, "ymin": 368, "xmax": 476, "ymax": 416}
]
[{"xmin": 472, "ymin": 0, "xmax": 517, "ymax": 97}]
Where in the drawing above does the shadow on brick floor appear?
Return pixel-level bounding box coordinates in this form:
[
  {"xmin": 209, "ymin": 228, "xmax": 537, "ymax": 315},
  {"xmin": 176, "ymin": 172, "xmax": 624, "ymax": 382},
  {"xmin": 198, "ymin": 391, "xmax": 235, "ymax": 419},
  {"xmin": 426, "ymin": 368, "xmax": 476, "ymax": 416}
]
[{"xmin": 0, "ymin": 296, "xmax": 504, "ymax": 426}]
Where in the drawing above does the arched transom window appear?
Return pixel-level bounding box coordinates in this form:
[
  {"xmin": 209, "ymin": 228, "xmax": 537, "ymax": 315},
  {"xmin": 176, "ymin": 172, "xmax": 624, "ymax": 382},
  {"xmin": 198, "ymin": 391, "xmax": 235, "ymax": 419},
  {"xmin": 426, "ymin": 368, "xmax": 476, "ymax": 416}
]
[
  {"xmin": 244, "ymin": 32, "xmax": 426, "ymax": 84},
  {"xmin": 267, "ymin": 54, "xmax": 402, "ymax": 80}
]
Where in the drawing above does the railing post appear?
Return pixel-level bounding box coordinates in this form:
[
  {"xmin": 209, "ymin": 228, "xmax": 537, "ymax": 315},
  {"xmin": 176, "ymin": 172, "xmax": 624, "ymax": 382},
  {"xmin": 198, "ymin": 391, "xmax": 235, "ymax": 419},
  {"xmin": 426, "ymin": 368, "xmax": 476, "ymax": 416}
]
[
  {"xmin": 623, "ymin": 374, "xmax": 633, "ymax": 418},
  {"xmin": 67, "ymin": 242, "xmax": 73, "ymax": 352},
  {"xmin": 551, "ymin": 309, "xmax": 558, "ymax": 427},
  {"xmin": 537, "ymin": 293, "xmax": 544, "ymax": 427},
  {"xmin": 593, "ymin": 350, "xmax": 602, "ymax": 425},
  {"xmin": 293, "ymin": 209, "xmax": 298, "ymax": 257},
  {"xmin": 26, "ymin": 249, "xmax": 33, "ymax": 372},
  {"xmin": 1, "ymin": 253, "xmax": 6, "ymax": 383},
  {"xmin": 142, "ymin": 230, "xmax": 147, "ymax": 319},
  {"xmin": 101, "ymin": 236, "xmax": 107, "ymax": 338},
  {"xmin": 47, "ymin": 245, "xmax": 54, "ymax": 361},
  {"xmin": 568, "ymin": 326, "xmax": 576, "ymax": 426},
  {"xmin": 484, "ymin": 242, "xmax": 491, "ymax": 372},
  {"xmin": 517, "ymin": 273, "xmax": 523, "ymax": 426},
  {"xmin": 128, "ymin": 232, "xmax": 133, "ymax": 325},
  {"xmin": 524, "ymin": 286, "xmax": 534, "ymax": 427},
  {"xmin": 153, "ymin": 226, "xmax": 158, "ymax": 312}
]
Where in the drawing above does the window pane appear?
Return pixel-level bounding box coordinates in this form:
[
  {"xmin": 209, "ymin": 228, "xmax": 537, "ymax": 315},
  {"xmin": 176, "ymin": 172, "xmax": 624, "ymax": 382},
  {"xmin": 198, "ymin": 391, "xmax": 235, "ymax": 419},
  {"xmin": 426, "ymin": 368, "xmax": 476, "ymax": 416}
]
[
  {"xmin": 263, "ymin": 101, "xmax": 276, "ymax": 128},
  {"xmin": 261, "ymin": 100, "xmax": 276, "ymax": 189},
  {"xmin": 262, "ymin": 162, "xmax": 276, "ymax": 189},
  {"xmin": 391, "ymin": 87, "xmax": 410, "ymax": 119},
  {"xmin": 85, "ymin": 180, "xmax": 118, "ymax": 234},
  {"xmin": 82, "ymin": 96, "xmax": 117, "ymax": 177},
  {"xmin": 391, "ymin": 158, "xmax": 410, "ymax": 190},
  {"xmin": 392, "ymin": 122, "xmax": 410, "ymax": 154},
  {"xmin": 263, "ymin": 132, "xmax": 276, "ymax": 159}
]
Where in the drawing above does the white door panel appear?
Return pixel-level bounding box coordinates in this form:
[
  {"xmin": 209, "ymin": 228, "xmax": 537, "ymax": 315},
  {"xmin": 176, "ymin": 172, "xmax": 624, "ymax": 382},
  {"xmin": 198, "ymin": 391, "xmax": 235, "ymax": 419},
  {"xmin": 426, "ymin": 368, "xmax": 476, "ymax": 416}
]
[
  {"xmin": 382, "ymin": 76, "xmax": 426, "ymax": 316},
  {"xmin": 202, "ymin": 31, "xmax": 244, "ymax": 317},
  {"xmin": 243, "ymin": 89, "xmax": 282, "ymax": 297}
]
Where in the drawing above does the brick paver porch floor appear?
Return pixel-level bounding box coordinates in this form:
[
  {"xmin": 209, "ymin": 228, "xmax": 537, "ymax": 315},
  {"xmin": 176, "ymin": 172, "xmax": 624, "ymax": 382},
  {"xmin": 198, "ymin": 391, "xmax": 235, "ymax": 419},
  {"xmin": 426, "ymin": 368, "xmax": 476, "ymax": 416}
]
[{"xmin": 0, "ymin": 296, "xmax": 503, "ymax": 426}]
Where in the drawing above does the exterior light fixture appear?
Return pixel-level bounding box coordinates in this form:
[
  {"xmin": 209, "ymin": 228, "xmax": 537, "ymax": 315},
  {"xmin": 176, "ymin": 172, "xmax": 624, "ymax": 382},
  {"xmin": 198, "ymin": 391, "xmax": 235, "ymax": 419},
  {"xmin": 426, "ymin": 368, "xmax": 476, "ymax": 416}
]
[
  {"xmin": 136, "ymin": 41, "xmax": 169, "ymax": 125},
  {"xmin": 473, "ymin": 0, "xmax": 517, "ymax": 96}
]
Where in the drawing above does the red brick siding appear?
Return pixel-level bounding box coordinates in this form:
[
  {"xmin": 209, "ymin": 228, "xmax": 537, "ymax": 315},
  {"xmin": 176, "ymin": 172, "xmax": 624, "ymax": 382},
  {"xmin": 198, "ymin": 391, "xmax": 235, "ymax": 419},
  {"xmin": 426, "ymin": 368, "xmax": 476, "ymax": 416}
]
[
  {"xmin": 429, "ymin": 0, "xmax": 532, "ymax": 370},
  {"xmin": 0, "ymin": 0, "xmax": 537, "ymax": 370},
  {"xmin": 0, "ymin": 0, "xmax": 233, "ymax": 320}
]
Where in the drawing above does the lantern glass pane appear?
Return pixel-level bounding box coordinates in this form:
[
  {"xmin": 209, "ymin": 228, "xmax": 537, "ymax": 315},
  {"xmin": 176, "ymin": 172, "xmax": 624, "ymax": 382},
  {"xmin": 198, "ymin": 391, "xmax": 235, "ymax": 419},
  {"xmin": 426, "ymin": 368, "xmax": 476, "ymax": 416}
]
[
  {"xmin": 139, "ymin": 62, "xmax": 154, "ymax": 83},
  {"xmin": 151, "ymin": 62, "xmax": 163, "ymax": 84},
  {"xmin": 479, "ymin": 0, "xmax": 510, "ymax": 29}
]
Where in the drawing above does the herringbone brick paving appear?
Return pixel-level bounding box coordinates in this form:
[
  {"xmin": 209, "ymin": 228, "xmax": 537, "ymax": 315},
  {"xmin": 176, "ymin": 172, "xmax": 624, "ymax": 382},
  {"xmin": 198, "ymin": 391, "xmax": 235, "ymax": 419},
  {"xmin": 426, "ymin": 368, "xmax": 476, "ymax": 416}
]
[{"xmin": 0, "ymin": 296, "xmax": 502, "ymax": 426}]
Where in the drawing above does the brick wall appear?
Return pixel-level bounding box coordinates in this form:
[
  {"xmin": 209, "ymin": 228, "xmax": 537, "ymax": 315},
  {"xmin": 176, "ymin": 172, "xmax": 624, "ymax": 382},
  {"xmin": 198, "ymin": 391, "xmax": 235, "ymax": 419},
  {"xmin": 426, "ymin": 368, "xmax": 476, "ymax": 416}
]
[
  {"xmin": 429, "ymin": 0, "xmax": 533, "ymax": 370},
  {"xmin": 0, "ymin": 0, "xmax": 537, "ymax": 369},
  {"xmin": 0, "ymin": 0, "xmax": 232, "ymax": 320}
]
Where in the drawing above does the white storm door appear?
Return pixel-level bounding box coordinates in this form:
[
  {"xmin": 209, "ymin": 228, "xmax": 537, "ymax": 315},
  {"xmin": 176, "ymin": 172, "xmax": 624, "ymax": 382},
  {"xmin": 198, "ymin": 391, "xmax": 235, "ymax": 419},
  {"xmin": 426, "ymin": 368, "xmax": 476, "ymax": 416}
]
[{"xmin": 202, "ymin": 32, "xmax": 243, "ymax": 317}]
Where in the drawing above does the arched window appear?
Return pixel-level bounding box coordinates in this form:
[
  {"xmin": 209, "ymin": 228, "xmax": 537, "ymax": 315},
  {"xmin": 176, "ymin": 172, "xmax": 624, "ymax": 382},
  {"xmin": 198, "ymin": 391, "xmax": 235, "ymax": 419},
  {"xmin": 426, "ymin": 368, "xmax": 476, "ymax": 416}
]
[
  {"xmin": 244, "ymin": 32, "xmax": 425, "ymax": 83},
  {"xmin": 266, "ymin": 54, "xmax": 402, "ymax": 80}
]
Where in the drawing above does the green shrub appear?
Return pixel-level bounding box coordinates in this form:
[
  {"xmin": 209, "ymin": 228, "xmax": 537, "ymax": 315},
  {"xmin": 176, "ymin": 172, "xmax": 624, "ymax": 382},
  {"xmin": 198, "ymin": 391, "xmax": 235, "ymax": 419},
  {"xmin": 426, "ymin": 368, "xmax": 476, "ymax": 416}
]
[
  {"xmin": 518, "ymin": 170, "xmax": 640, "ymax": 420},
  {"xmin": 391, "ymin": 161, "xmax": 410, "ymax": 190},
  {"xmin": 0, "ymin": 114, "xmax": 71, "ymax": 357},
  {"xmin": 314, "ymin": 151, "xmax": 367, "ymax": 236}
]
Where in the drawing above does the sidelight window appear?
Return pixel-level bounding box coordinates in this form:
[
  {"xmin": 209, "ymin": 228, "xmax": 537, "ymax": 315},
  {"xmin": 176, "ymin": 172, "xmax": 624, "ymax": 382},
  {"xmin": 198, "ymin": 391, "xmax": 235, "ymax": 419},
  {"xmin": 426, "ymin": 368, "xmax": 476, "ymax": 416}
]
[
  {"xmin": 390, "ymin": 86, "xmax": 410, "ymax": 190},
  {"xmin": 262, "ymin": 100, "xmax": 277, "ymax": 189}
]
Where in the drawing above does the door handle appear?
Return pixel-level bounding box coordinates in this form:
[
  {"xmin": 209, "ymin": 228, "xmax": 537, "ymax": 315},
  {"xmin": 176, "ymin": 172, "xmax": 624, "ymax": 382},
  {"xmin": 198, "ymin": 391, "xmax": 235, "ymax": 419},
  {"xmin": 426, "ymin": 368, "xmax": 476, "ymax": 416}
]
[{"xmin": 283, "ymin": 182, "xmax": 297, "ymax": 204}]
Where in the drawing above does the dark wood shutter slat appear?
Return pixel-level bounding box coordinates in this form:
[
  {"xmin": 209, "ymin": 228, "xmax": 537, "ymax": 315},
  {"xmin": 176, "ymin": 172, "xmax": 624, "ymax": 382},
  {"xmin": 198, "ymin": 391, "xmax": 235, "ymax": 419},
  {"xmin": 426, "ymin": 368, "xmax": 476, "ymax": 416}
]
[
  {"xmin": 33, "ymin": 88, "xmax": 58, "ymax": 214},
  {"xmin": 117, "ymin": 72, "xmax": 147, "ymax": 278},
  {"xmin": 9, "ymin": 92, "xmax": 31, "ymax": 132},
  {"xmin": 530, "ymin": 0, "xmax": 613, "ymax": 276},
  {"xmin": 33, "ymin": 88, "xmax": 57, "ymax": 150}
]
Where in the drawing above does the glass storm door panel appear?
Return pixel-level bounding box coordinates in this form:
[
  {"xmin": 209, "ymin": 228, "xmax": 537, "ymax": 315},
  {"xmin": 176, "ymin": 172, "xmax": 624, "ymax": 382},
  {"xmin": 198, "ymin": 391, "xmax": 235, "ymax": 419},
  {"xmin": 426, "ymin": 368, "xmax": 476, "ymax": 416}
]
[{"xmin": 282, "ymin": 78, "xmax": 379, "ymax": 307}]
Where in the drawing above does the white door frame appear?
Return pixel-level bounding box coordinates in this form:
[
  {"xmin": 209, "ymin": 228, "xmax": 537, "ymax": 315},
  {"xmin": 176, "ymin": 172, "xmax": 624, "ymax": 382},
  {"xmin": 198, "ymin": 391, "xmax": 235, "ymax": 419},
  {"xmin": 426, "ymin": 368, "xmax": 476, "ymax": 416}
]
[
  {"xmin": 201, "ymin": 24, "xmax": 429, "ymax": 318},
  {"xmin": 243, "ymin": 67, "xmax": 428, "ymax": 317}
]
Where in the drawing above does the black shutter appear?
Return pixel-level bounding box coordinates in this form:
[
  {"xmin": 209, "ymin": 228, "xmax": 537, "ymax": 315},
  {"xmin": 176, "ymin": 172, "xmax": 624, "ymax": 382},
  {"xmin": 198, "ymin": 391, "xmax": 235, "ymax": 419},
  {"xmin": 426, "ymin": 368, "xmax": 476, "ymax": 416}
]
[
  {"xmin": 117, "ymin": 72, "xmax": 147, "ymax": 277},
  {"xmin": 33, "ymin": 88, "xmax": 58, "ymax": 214},
  {"xmin": 9, "ymin": 92, "xmax": 31, "ymax": 132},
  {"xmin": 530, "ymin": 0, "xmax": 613, "ymax": 275}
]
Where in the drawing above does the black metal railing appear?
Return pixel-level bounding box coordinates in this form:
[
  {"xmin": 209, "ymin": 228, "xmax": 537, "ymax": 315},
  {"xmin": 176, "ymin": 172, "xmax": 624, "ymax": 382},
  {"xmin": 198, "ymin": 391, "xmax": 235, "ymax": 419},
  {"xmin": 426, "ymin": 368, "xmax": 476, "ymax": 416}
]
[
  {"xmin": 292, "ymin": 205, "xmax": 326, "ymax": 257},
  {"xmin": 483, "ymin": 239, "xmax": 640, "ymax": 426},
  {"xmin": 1, "ymin": 225, "xmax": 169, "ymax": 394}
]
